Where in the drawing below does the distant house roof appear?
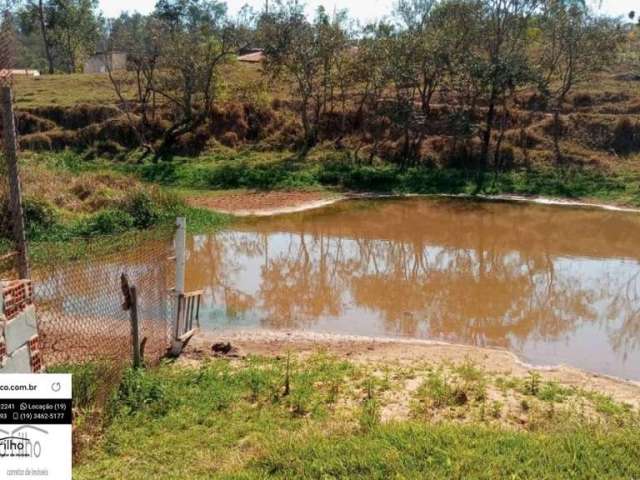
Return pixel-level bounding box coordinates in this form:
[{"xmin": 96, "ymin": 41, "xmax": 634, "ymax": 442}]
[{"xmin": 238, "ymin": 50, "xmax": 265, "ymax": 63}]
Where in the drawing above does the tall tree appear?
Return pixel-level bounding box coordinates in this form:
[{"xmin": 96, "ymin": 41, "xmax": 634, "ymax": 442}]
[
  {"xmin": 473, "ymin": 0, "xmax": 540, "ymax": 189},
  {"xmin": 537, "ymin": 0, "xmax": 622, "ymax": 162},
  {"xmin": 18, "ymin": 0, "xmax": 101, "ymax": 73},
  {"xmin": 260, "ymin": 1, "xmax": 350, "ymax": 152},
  {"xmin": 153, "ymin": 0, "xmax": 238, "ymax": 157}
]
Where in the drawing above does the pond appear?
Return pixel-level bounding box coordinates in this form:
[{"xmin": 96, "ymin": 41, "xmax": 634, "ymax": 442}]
[{"xmin": 184, "ymin": 197, "xmax": 640, "ymax": 380}]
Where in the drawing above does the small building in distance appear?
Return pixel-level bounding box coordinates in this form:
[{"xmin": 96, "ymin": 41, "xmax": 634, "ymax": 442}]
[{"xmin": 84, "ymin": 52, "xmax": 127, "ymax": 74}]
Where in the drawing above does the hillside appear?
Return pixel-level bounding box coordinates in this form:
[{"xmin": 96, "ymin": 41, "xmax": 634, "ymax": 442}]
[{"xmin": 10, "ymin": 64, "xmax": 640, "ymax": 171}]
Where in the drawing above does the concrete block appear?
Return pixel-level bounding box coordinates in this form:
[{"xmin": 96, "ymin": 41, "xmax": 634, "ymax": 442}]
[
  {"xmin": 0, "ymin": 344, "xmax": 31, "ymax": 373},
  {"xmin": 4, "ymin": 305, "xmax": 38, "ymax": 353}
]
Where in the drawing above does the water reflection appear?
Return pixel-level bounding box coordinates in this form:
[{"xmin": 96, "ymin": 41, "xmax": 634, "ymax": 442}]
[{"xmin": 185, "ymin": 198, "xmax": 640, "ymax": 380}]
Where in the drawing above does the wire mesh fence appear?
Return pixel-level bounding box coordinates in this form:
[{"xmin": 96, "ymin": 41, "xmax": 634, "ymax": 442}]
[{"xmin": 1, "ymin": 227, "xmax": 176, "ymax": 369}]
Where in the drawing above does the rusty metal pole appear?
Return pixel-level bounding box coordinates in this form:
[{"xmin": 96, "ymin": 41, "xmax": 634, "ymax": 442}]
[{"xmin": 1, "ymin": 85, "xmax": 29, "ymax": 278}]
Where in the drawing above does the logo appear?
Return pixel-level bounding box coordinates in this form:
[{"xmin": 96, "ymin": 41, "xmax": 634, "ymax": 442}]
[{"xmin": 0, "ymin": 426, "xmax": 48, "ymax": 458}]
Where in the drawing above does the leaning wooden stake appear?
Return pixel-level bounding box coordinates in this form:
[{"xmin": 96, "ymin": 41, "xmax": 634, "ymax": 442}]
[
  {"xmin": 1, "ymin": 86, "xmax": 29, "ymax": 278},
  {"xmin": 121, "ymin": 273, "xmax": 142, "ymax": 368}
]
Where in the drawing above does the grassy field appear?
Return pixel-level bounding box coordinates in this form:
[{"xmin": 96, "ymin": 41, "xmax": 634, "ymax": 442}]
[
  {"xmin": 72, "ymin": 354, "xmax": 640, "ymax": 479},
  {"xmin": 13, "ymin": 62, "xmax": 266, "ymax": 108}
]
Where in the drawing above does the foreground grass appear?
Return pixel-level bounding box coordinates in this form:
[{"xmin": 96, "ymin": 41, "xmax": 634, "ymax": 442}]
[{"xmin": 73, "ymin": 355, "xmax": 640, "ymax": 479}]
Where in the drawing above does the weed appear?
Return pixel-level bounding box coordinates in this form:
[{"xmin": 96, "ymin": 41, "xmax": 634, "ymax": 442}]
[
  {"xmin": 491, "ymin": 401, "xmax": 503, "ymax": 419},
  {"xmin": 359, "ymin": 378, "xmax": 381, "ymax": 432},
  {"xmin": 523, "ymin": 371, "xmax": 542, "ymax": 396},
  {"xmin": 108, "ymin": 368, "xmax": 167, "ymax": 418}
]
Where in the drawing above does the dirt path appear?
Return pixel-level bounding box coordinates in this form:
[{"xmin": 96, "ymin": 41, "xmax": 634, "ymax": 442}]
[{"xmin": 186, "ymin": 329, "xmax": 640, "ymax": 410}]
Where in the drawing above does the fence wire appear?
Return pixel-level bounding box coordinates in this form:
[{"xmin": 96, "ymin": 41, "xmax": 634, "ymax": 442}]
[{"xmin": 1, "ymin": 228, "xmax": 176, "ymax": 368}]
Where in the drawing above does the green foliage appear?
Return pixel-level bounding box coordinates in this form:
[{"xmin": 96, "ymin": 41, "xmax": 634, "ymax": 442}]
[
  {"xmin": 523, "ymin": 371, "xmax": 542, "ymax": 397},
  {"xmin": 360, "ymin": 379, "xmax": 381, "ymax": 432},
  {"xmin": 22, "ymin": 197, "xmax": 58, "ymax": 239},
  {"xmin": 254, "ymin": 424, "xmax": 640, "ymax": 479},
  {"xmin": 74, "ymin": 209, "xmax": 135, "ymax": 236},
  {"xmin": 108, "ymin": 368, "xmax": 167, "ymax": 418},
  {"xmin": 120, "ymin": 191, "xmax": 160, "ymax": 229}
]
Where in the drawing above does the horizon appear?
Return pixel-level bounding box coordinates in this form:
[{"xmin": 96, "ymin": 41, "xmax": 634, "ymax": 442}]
[{"xmin": 99, "ymin": 0, "xmax": 639, "ymax": 23}]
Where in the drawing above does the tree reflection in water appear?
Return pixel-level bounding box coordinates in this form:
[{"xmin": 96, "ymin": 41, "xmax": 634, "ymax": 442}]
[{"xmin": 186, "ymin": 198, "xmax": 640, "ymax": 379}]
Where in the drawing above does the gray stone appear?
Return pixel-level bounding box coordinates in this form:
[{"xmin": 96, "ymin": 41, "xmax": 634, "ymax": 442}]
[
  {"xmin": 4, "ymin": 305, "xmax": 37, "ymax": 353},
  {"xmin": 0, "ymin": 344, "xmax": 31, "ymax": 373}
]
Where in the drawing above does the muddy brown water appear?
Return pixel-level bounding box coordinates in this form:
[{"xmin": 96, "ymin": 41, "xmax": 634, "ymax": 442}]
[{"xmin": 185, "ymin": 197, "xmax": 640, "ymax": 380}]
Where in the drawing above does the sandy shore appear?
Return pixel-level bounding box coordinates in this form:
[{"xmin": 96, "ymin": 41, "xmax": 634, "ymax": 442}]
[{"xmin": 186, "ymin": 329, "xmax": 640, "ymax": 409}]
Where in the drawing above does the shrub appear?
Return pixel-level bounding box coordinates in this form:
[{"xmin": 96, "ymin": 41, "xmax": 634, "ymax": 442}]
[
  {"xmin": 121, "ymin": 191, "xmax": 160, "ymax": 229},
  {"xmin": 75, "ymin": 209, "xmax": 134, "ymax": 236},
  {"xmin": 23, "ymin": 197, "xmax": 57, "ymax": 238}
]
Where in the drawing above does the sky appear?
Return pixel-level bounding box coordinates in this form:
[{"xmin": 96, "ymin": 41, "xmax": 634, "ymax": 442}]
[{"xmin": 98, "ymin": 0, "xmax": 639, "ymax": 23}]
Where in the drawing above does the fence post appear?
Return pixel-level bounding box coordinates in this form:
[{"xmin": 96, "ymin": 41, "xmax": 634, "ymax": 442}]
[
  {"xmin": 175, "ymin": 217, "xmax": 186, "ymax": 295},
  {"xmin": 121, "ymin": 274, "xmax": 142, "ymax": 368},
  {"xmin": 129, "ymin": 285, "xmax": 141, "ymax": 369},
  {"xmin": 1, "ymin": 86, "xmax": 29, "ymax": 279},
  {"xmin": 171, "ymin": 217, "xmax": 187, "ymax": 355}
]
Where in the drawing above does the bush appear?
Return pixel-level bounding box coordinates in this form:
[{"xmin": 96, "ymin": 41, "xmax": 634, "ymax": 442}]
[
  {"xmin": 75, "ymin": 209, "xmax": 135, "ymax": 236},
  {"xmin": 121, "ymin": 191, "xmax": 160, "ymax": 229},
  {"xmin": 23, "ymin": 197, "xmax": 58, "ymax": 238}
]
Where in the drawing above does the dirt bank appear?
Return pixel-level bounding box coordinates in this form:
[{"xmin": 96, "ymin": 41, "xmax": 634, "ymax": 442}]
[
  {"xmin": 186, "ymin": 190, "xmax": 344, "ymax": 216},
  {"xmin": 185, "ymin": 329, "xmax": 640, "ymax": 413}
]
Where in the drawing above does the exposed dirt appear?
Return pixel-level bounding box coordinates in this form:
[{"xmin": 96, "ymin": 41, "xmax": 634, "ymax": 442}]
[
  {"xmin": 186, "ymin": 190, "xmax": 343, "ymax": 216},
  {"xmin": 185, "ymin": 329, "xmax": 640, "ymax": 412}
]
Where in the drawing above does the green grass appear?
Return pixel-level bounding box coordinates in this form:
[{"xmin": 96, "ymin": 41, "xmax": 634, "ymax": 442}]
[
  {"xmin": 119, "ymin": 148, "xmax": 640, "ymax": 207},
  {"xmin": 73, "ymin": 356, "xmax": 640, "ymax": 480},
  {"xmin": 1, "ymin": 152, "xmax": 232, "ymax": 265}
]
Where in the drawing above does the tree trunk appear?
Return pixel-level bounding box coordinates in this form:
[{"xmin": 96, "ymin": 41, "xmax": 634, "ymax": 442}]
[
  {"xmin": 552, "ymin": 108, "xmax": 562, "ymax": 164},
  {"xmin": 37, "ymin": 0, "xmax": 54, "ymax": 74},
  {"xmin": 478, "ymin": 91, "xmax": 497, "ymax": 193}
]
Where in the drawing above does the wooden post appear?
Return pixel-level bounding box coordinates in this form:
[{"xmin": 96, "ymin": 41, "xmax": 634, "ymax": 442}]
[
  {"xmin": 1, "ymin": 86, "xmax": 29, "ymax": 279},
  {"xmin": 121, "ymin": 273, "xmax": 142, "ymax": 368},
  {"xmin": 129, "ymin": 285, "xmax": 142, "ymax": 369}
]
